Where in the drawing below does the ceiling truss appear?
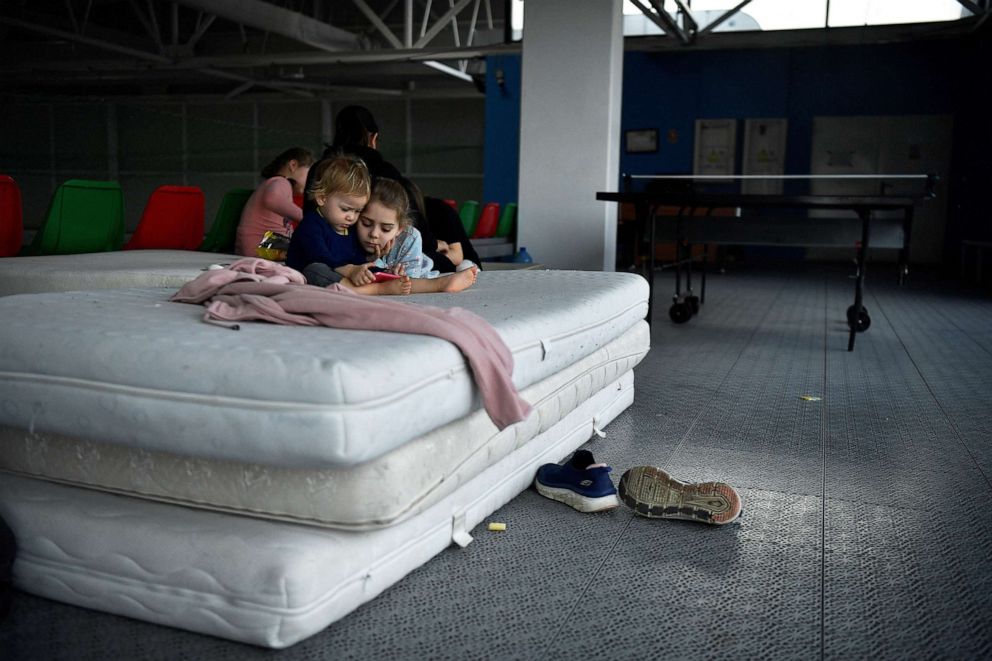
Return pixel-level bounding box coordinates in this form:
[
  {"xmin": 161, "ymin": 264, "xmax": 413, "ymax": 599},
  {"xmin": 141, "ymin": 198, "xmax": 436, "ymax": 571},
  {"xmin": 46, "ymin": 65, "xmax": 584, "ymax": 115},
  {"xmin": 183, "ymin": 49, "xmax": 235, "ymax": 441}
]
[
  {"xmin": 0, "ymin": 1, "xmax": 987, "ymax": 100},
  {"xmin": 0, "ymin": 0, "xmax": 507, "ymax": 99}
]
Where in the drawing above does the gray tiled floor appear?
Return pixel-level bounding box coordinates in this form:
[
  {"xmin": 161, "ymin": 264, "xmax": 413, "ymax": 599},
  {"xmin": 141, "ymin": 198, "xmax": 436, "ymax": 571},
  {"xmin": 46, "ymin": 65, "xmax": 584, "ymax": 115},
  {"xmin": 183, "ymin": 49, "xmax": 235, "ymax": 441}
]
[{"xmin": 1, "ymin": 263, "xmax": 991, "ymax": 660}]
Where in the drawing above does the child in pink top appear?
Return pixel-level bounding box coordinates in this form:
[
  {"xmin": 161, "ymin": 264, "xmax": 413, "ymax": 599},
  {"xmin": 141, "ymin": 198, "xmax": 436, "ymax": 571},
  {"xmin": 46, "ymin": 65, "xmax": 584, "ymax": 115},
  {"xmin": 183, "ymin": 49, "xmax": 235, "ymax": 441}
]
[{"xmin": 235, "ymin": 148, "xmax": 315, "ymax": 256}]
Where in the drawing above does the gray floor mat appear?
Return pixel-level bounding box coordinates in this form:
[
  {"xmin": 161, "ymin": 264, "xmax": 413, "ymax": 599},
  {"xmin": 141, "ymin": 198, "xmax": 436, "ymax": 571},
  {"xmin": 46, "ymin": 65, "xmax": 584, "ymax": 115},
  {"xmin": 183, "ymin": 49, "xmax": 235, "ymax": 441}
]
[{"xmin": 2, "ymin": 264, "xmax": 990, "ymax": 660}]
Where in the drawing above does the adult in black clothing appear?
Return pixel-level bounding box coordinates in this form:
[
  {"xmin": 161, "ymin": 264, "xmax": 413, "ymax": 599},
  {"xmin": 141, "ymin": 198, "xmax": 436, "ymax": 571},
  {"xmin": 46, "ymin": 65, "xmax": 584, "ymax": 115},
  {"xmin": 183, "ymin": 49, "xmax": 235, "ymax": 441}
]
[
  {"xmin": 423, "ymin": 194, "xmax": 481, "ymax": 270},
  {"xmin": 305, "ymin": 105, "xmax": 479, "ymax": 273},
  {"xmin": 303, "ymin": 105, "xmax": 401, "ymax": 215}
]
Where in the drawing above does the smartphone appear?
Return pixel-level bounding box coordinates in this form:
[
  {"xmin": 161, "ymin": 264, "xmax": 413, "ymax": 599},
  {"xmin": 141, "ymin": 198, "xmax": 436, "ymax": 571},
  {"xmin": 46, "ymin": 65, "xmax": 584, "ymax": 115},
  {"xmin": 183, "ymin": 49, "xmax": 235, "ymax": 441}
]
[{"xmin": 373, "ymin": 272, "xmax": 401, "ymax": 282}]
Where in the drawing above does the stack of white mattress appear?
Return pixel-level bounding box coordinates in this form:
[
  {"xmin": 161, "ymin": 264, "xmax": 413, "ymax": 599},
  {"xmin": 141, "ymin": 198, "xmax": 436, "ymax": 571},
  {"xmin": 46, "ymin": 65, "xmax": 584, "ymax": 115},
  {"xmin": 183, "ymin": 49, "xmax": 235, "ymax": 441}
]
[
  {"xmin": 0, "ymin": 267, "xmax": 649, "ymax": 648},
  {"xmin": 0, "ymin": 249, "xmax": 238, "ymax": 296}
]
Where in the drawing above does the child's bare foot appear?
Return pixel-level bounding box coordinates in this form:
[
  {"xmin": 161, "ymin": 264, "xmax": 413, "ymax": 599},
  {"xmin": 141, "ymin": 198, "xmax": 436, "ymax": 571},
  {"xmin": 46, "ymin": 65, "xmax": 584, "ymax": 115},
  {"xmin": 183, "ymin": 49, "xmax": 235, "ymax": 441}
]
[
  {"xmin": 440, "ymin": 266, "xmax": 477, "ymax": 293},
  {"xmin": 341, "ymin": 278, "xmax": 410, "ymax": 296},
  {"xmin": 379, "ymin": 275, "xmax": 412, "ymax": 295}
]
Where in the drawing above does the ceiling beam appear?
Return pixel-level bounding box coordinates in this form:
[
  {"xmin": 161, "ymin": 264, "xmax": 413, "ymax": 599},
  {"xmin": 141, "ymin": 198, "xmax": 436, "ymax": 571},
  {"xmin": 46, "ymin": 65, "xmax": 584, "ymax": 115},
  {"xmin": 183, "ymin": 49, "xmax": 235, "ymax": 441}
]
[
  {"xmin": 698, "ymin": 0, "xmax": 754, "ymax": 36},
  {"xmin": 0, "ymin": 15, "xmax": 318, "ymax": 98},
  {"xmin": 174, "ymin": 0, "xmax": 361, "ymax": 51},
  {"xmin": 0, "ymin": 15, "xmax": 172, "ymax": 64},
  {"xmin": 414, "ymin": 0, "xmax": 473, "ymax": 48},
  {"xmin": 351, "ymin": 0, "xmax": 403, "ymax": 48},
  {"xmin": 0, "ymin": 42, "xmax": 519, "ymax": 76}
]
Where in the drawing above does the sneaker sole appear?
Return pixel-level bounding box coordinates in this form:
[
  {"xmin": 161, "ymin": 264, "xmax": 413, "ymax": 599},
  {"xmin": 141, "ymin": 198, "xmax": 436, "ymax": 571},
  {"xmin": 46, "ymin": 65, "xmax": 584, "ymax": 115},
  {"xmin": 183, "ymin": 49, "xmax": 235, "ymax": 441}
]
[
  {"xmin": 617, "ymin": 466, "xmax": 742, "ymax": 525},
  {"xmin": 534, "ymin": 481, "xmax": 620, "ymax": 513}
]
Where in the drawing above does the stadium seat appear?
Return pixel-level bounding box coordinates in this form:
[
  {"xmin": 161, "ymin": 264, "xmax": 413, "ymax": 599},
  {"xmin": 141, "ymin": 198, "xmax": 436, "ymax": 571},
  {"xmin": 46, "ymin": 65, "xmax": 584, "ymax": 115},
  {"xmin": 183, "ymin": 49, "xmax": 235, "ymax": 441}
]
[
  {"xmin": 25, "ymin": 179, "xmax": 125, "ymax": 255},
  {"xmin": 0, "ymin": 175, "xmax": 23, "ymax": 257},
  {"xmin": 124, "ymin": 185, "xmax": 205, "ymax": 250},
  {"xmin": 198, "ymin": 187, "xmax": 253, "ymax": 253},
  {"xmin": 472, "ymin": 202, "xmax": 500, "ymax": 239},
  {"xmin": 495, "ymin": 202, "xmax": 517, "ymax": 238},
  {"xmin": 458, "ymin": 200, "xmax": 480, "ymax": 237}
]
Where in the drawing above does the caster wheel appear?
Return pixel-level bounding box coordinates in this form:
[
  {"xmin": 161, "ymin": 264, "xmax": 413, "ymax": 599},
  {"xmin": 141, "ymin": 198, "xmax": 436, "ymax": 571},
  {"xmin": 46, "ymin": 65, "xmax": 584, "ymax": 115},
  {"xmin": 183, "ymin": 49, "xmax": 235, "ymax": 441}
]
[
  {"xmin": 846, "ymin": 305, "xmax": 871, "ymax": 332},
  {"xmin": 669, "ymin": 302, "xmax": 691, "ymax": 324},
  {"xmin": 686, "ymin": 295, "xmax": 700, "ymax": 314}
]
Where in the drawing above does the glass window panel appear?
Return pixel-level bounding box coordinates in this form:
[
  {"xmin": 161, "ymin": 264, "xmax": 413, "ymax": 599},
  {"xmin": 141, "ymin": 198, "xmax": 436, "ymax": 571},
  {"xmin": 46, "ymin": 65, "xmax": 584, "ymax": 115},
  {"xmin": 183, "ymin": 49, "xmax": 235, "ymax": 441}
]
[
  {"xmin": 829, "ymin": 0, "xmax": 969, "ymax": 27},
  {"xmin": 621, "ymin": 0, "xmax": 828, "ymax": 33},
  {"xmin": 734, "ymin": 0, "xmax": 829, "ymax": 31},
  {"xmin": 621, "ymin": 0, "xmax": 967, "ymax": 32}
]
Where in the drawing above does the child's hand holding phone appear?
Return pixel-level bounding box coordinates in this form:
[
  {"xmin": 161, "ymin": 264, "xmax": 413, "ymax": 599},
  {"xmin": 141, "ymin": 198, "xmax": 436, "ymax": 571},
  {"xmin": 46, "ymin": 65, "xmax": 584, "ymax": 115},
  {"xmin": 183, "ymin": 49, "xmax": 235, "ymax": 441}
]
[{"xmin": 346, "ymin": 263, "xmax": 376, "ymax": 286}]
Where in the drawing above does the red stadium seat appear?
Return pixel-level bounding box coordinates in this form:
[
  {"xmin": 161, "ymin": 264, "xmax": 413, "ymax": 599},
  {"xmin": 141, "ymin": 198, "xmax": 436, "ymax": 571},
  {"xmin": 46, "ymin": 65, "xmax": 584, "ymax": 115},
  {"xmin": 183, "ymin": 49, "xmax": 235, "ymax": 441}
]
[
  {"xmin": 0, "ymin": 175, "xmax": 23, "ymax": 257},
  {"xmin": 472, "ymin": 202, "xmax": 500, "ymax": 239},
  {"xmin": 125, "ymin": 185, "xmax": 205, "ymax": 250}
]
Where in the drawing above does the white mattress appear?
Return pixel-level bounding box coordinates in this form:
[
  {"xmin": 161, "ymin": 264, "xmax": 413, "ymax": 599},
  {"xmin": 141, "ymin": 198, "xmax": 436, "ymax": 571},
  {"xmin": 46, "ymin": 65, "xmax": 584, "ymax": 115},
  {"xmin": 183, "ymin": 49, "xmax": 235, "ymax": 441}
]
[
  {"xmin": 0, "ymin": 249, "xmax": 238, "ymax": 296},
  {"xmin": 0, "ymin": 322, "xmax": 648, "ymax": 528},
  {"xmin": 0, "ymin": 270, "xmax": 648, "ymax": 468},
  {"xmin": 0, "ymin": 370, "xmax": 635, "ymax": 649}
]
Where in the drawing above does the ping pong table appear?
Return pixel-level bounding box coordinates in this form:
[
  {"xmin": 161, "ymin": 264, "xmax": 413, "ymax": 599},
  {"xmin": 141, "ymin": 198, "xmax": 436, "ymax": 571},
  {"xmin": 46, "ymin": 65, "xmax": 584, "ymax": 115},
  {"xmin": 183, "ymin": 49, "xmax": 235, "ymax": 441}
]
[{"xmin": 598, "ymin": 174, "xmax": 935, "ymax": 351}]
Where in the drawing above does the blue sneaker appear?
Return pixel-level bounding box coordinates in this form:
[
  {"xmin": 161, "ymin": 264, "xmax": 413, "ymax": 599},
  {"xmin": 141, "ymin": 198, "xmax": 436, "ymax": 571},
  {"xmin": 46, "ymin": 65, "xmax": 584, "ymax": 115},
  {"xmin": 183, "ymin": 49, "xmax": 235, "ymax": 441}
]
[{"xmin": 534, "ymin": 450, "xmax": 620, "ymax": 512}]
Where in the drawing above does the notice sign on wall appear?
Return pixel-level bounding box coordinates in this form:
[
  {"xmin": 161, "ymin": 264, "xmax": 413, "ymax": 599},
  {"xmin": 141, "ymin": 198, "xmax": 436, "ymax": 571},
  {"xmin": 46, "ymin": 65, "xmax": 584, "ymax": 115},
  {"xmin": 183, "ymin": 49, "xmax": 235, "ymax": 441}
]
[
  {"xmin": 694, "ymin": 119, "xmax": 737, "ymax": 179},
  {"xmin": 742, "ymin": 118, "xmax": 787, "ymax": 194}
]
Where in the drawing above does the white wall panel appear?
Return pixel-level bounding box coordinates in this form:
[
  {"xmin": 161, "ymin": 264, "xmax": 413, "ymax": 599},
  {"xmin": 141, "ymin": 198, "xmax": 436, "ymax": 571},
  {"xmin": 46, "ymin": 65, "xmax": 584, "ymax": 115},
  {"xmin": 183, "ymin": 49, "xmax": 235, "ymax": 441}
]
[{"xmin": 517, "ymin": 0, "xmax": 624, "ymax": 270}]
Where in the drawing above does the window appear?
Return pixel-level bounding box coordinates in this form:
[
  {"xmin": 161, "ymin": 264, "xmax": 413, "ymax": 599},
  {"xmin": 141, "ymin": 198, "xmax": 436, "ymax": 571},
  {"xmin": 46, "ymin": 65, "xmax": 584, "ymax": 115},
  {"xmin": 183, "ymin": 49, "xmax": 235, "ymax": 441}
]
[{"xmin": 510, "ymin": 0, "xmax": 973, "ymax": 39}]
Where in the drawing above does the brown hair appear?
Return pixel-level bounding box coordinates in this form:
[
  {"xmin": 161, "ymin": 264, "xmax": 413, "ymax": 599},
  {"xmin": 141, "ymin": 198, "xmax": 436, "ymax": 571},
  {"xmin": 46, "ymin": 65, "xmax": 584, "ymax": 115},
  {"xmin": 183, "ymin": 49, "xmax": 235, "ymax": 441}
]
[
  {"xmin": 260, "ymin": 147, "xmax": 315, "ymax": 179},
  {"xmin": 331, "ymin": 105, "xmax": 379, "ymax": 149},
  {"xmin": 401, "ymin": 176, "xmax": 427, "ymax": 225},
  {"xmin": 307, "ymin": 155, "xmax": 371, "ymax": 201},
  {"xmin": 368, "ymin": 178, "xmax": 411, "ymax": 228}
]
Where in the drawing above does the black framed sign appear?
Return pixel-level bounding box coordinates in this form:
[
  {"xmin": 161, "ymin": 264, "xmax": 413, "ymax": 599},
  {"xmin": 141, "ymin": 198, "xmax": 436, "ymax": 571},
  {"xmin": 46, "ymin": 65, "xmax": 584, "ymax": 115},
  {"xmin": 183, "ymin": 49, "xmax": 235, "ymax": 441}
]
[{"xmin": 625, "ymin": 129, "xmax": 659, "ymax": 154}]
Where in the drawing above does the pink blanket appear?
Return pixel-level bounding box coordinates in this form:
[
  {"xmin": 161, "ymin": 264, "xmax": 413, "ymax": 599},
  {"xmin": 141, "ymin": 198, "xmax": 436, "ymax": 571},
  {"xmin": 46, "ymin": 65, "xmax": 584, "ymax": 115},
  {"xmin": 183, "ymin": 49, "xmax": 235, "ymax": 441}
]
[{"xmin": 171, "ymin": 258, "xmax": 531, "ymax": 430}]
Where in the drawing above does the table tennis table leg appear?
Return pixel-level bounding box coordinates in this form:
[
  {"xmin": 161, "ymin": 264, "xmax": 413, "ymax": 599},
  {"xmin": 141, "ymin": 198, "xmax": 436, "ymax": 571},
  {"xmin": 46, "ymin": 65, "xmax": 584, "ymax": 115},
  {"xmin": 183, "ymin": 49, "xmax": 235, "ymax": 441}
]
[
  {"xmin": 701, "ymin": 241, "xmax": 708, "ymax": 305},
  {"xmin": 667, "ymin": 212, "xmax": 694, "ymax": 324},
  {"xmin": 684, "ymin": 233, "xmax": 699, "ymax": 314},
  {"xmin": 847, "ymin": 209, "xmax": 872, "ymax": 351},
  {"xmin": 898, "ymin": 205, "xmax": 913, "ymax": 286}
]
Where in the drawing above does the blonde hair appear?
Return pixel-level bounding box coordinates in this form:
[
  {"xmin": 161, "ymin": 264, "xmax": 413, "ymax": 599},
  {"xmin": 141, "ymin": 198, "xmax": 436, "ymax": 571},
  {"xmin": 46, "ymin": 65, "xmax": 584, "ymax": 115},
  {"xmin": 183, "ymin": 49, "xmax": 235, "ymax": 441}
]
[
  {"xmin": 368, "ymin": 178, "xmax": 411, "ymax": 228},
  {"xmin": 307, "ymin": 155, "xmax": 371, "ymax": 201}
]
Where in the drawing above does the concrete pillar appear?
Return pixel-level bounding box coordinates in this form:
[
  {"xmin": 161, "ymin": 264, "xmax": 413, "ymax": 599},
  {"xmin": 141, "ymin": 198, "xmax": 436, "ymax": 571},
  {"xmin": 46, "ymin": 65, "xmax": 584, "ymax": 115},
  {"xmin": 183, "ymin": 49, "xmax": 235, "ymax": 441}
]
[{"xmin": 517, "ymin": 0, "xmax": 623, "ymax": 271}]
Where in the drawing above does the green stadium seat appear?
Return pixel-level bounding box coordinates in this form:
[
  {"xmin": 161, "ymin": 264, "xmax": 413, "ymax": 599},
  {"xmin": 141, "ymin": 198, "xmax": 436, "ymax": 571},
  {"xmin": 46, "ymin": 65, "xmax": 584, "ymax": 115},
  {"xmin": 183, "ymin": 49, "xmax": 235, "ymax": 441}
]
[
  {"xmin": 198, "ymin": 187, "xmax": 253, "ymax": 253},
  {"xmin": 25, "ymin": 179, "xmax": 124, "ymax": 255},
  {"xmin": 458, "ymin": 200, "xmax": 480, "ymax": 237},
  {"xmin": 495, "ymin": 202, "xmax": 517, "ymax": 238}
]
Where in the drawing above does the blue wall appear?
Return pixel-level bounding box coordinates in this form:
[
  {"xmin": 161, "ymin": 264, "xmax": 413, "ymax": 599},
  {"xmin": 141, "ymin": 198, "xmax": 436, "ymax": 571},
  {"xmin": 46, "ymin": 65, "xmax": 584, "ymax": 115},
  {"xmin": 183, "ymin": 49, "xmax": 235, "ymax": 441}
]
[
  {"xmin": 483, "ymin": 54, "xmax": 522, "ymax": 207},
  {"xmin": 483, "ymin": 37, "xmax": 989, "ymax": 261},
  {"xmin": 619, "ymin": 43, "xmax": 960, "ymax": 194},
  {"xmin": 486, "ymin": 41, "xmax": 960, "ymax": 196}
]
